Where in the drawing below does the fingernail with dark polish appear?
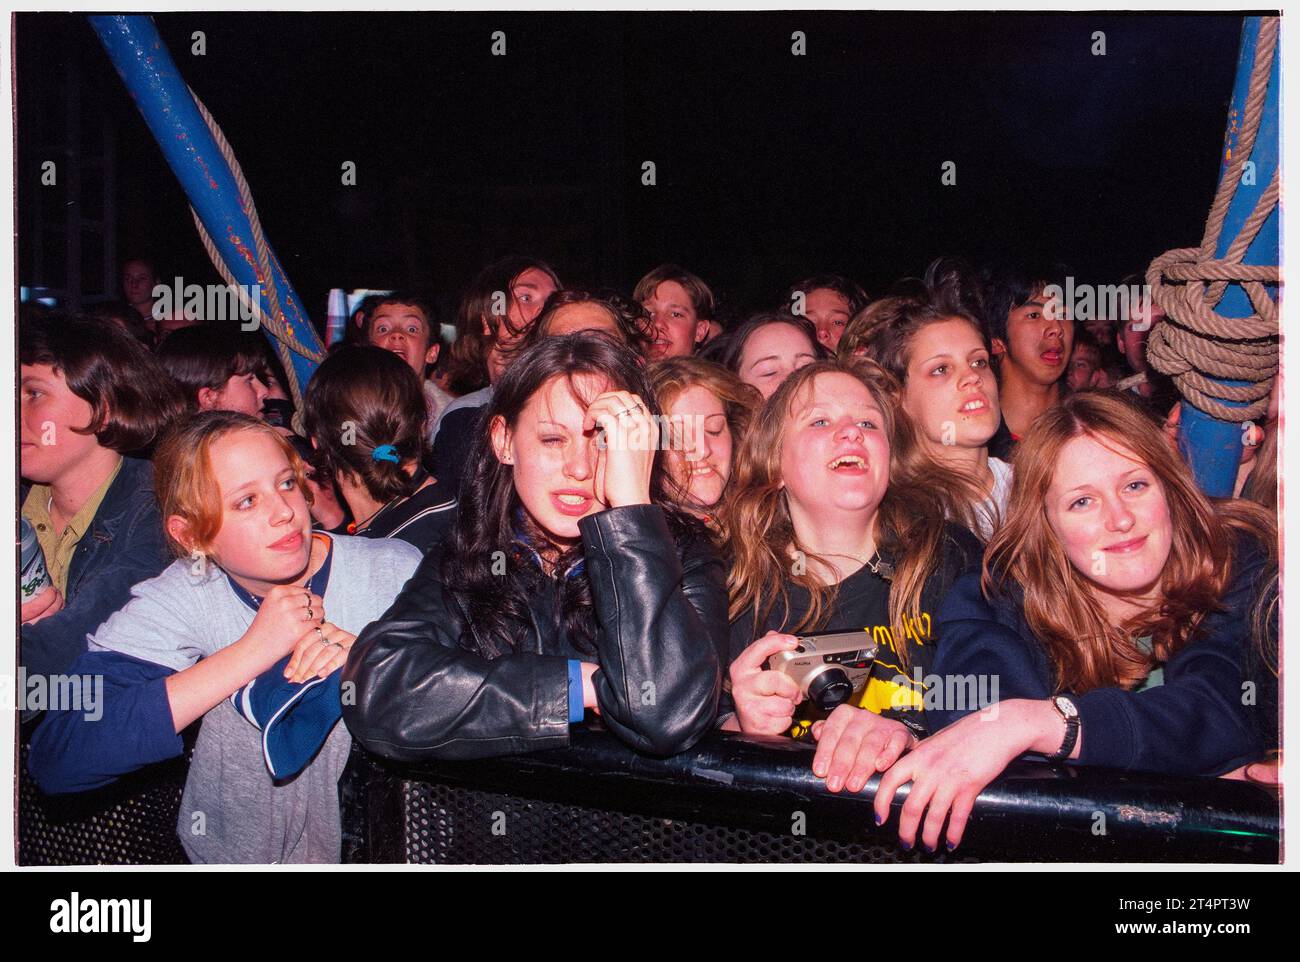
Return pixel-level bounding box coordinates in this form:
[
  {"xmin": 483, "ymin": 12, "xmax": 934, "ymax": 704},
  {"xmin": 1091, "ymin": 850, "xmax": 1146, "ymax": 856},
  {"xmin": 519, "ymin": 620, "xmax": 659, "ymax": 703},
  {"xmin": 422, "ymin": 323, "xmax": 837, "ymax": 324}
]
[
  {"xmin": 900, "ymin": 839, "xmax": 913, "ymax": 851},
  {"xmin": 874, "ymin": 813, "xmax": 883, "ymax": 826},
  {"xmin": 946, "ymin": 841, "xmax": 956, "ymax": 851}
]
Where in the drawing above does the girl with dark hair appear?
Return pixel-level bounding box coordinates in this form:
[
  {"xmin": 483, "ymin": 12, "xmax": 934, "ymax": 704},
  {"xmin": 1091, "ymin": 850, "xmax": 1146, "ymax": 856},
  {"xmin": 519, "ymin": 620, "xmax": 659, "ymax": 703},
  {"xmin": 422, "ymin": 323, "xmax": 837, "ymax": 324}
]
[
  {"xmin": 29, "ymin": 411, "xmax": 423, "ymax": 862},
  {"xmin": 20, "ymin": 313, "xmax": 186, "ymax": 679},
  {"xmin": 719, "ymin": 357, "xmax": 981, "ymax": 794},
  {"xmin": 873, "ymin": 391, "xmax": 1276, "ymax": 852},
  {"xmin": 647, "ymin": 356, "xmax": 761, "ymax": 525},
  {"xmin": 156, "ymin": 325, "xmax": 271, "ymax": 417},
  {"xmin": 719, "ymin": 311, "xmax": 829, "ymax": 400},
  {"xmin": 303, "ymin": 346, "xmax": 455, "ymax": 552},
  {"xmin": 343, "ymin": 332, "xmax": 727, "ymax": 760}
]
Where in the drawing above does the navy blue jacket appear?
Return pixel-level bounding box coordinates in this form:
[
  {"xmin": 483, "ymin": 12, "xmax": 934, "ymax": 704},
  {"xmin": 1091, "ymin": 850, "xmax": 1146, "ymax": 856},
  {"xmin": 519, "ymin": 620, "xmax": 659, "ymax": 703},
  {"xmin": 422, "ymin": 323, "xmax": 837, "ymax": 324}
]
[
  {"xmin": 21, "ymin": 457, "xmax": 172, "ymax": 680},
  {"xmin": 928, "ymin": 530, "xmax": 1269, "ymax": 776}
]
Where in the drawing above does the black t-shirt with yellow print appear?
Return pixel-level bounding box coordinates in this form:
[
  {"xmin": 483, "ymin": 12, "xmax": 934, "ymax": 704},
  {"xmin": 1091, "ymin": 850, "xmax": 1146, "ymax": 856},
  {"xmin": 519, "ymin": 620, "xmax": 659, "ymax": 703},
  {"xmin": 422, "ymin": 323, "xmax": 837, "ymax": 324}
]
[{"xmin": 724, "ymin": 523, "xmax": 982, "ymax": 738}]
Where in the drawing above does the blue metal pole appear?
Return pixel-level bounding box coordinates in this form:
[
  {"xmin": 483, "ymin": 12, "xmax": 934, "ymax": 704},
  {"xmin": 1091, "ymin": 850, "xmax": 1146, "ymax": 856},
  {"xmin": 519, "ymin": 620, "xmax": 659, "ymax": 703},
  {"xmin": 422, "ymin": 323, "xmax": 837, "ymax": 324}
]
[
  {"xmin": 1177, "ymin": 16, "xmax": 1279, "ymax": 497},
  {"xmin": 89, "ymin": 15, "xmax": 323, "ymax": 393}
]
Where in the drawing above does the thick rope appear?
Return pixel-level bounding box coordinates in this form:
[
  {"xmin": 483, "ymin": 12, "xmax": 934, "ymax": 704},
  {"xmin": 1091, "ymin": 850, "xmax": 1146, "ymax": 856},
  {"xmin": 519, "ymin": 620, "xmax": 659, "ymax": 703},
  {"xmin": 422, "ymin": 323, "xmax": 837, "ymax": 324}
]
[
  {"xmin": 1145, "ymin": 17, "xmax": 1280, "ymax": 423},
  {"xmin": 190, "ymin": 210, "xmax": 311, "ymax": 435},
  {"xmin": 181, "ymin": 87, "xmax": 324, "ymax": 434}
]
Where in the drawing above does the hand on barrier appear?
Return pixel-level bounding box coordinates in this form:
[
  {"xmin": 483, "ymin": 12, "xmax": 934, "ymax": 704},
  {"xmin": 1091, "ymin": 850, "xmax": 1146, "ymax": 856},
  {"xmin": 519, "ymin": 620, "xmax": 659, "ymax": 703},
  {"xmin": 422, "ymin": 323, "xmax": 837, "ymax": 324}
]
[
  {"xmin": 811, "ymin": 704, "xmax": 916, "ymax": 795},
  {"xmin": 873, "ymin": 702, "xmax": 1028, "ymax": 852},
  {"xmin": 585, "ymin": 389, "xmax": 656, "ymax": 509},
  {"xmin": 285, "ymin": 621, "xmax": 356, "ymax": 683},
  {"xmin": 730, "ymin": 631, "xmax": 802, "ymax": 735},
  {"xmin": 20, "ymin": 585, "xmax": 64, "ymax": 625}
]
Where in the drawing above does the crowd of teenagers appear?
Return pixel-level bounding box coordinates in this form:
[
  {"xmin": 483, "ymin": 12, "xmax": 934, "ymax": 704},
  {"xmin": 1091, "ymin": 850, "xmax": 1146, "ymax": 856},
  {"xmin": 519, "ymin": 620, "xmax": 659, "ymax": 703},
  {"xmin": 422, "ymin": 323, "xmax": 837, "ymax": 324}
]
[{"xmin": 19, "ymin": 252, "xmax": 1279, "ymax": 863}]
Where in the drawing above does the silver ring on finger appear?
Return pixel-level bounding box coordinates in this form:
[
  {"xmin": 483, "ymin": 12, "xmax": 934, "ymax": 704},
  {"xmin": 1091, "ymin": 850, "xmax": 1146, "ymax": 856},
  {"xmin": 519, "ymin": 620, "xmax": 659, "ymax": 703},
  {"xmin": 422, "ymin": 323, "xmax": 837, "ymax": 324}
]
[
  {"xmin": 314, "ymin": 626, "xmax": 326, "ymax": 643},
  {"xmin": 306, "ymin": 607, "xmax": 314, "ymax": 620}
]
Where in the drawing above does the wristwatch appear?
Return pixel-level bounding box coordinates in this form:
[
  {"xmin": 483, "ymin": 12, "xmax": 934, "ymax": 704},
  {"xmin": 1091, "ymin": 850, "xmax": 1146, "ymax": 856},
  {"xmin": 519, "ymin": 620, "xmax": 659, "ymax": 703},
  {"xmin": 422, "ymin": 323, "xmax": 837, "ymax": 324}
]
[{"xmin": 1047, "ymin": 695, "xmax": 1080, "ymax": 761}]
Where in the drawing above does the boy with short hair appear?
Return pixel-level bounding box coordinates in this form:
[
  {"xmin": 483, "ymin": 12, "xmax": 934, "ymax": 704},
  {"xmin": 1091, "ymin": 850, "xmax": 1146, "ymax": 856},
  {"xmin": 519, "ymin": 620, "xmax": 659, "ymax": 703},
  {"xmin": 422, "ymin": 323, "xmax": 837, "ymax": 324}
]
[
  {"xmin": 982, "ymin": 260, "xmax": 1074, "ymax": 460},
  {"xmin": 634, "ymin": 264, "xmax": 715, "ymax": 361},
  {"xmin": 361, "ymin": 292, "xmax": 453, "ymax": 430}
]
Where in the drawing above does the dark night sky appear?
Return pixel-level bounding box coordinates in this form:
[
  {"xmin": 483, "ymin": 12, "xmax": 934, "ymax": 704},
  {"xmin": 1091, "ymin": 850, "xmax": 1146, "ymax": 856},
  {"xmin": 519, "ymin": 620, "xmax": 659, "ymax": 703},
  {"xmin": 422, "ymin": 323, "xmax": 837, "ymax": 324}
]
[{"xmin": 17, "ymin": 11, "xmax": 1248, "ymax": 326}]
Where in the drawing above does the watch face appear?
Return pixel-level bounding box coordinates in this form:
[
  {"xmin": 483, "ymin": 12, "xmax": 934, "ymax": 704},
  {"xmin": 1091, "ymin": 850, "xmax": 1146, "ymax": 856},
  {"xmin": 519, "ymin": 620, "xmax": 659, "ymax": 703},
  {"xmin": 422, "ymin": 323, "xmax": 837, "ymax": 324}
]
[{"xmin": 1055, "ymin": 696, "xmax": 1079, "ymax": 719}]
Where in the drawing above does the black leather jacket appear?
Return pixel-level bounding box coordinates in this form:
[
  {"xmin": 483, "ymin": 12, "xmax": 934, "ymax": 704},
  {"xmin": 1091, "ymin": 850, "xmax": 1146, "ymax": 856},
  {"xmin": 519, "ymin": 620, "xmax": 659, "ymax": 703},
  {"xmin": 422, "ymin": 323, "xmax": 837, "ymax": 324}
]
[{"xmin": 342, "ymin": 504, "xmax": 727, "ymax": 761}]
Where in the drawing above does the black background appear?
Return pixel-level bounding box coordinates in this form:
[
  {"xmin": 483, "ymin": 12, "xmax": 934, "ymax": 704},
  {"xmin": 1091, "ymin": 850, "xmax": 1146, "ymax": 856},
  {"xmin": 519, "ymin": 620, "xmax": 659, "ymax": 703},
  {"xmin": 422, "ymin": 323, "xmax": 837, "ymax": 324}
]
[{"xmin": 16, "ymin": 12, "xmax": 1246, "ymax": 324}]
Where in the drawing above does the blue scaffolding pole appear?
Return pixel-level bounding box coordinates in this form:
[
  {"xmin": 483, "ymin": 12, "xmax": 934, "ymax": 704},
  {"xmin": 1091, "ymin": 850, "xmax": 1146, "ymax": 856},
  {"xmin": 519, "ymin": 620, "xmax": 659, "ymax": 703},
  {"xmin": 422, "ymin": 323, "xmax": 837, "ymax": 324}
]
[
  {"xmin": 89, "ymin": 15, "xmax": 324, "ymax": 404},
  {"xmin": 1175, "ymin": 16, "xmax": 1280, "ymax": 497}
]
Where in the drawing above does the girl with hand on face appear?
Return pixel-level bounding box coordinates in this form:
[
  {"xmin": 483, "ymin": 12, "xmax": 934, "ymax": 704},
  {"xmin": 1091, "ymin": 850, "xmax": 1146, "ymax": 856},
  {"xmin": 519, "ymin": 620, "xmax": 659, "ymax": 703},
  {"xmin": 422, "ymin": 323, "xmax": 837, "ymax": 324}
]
[
  {"xmin": 648, "ymin": 356, "xmax": 761, "ymax": 529},
  {"xmin": 860, "ymin": 261, "xmax": 1011, "ymax": 541},
  {"xmin": 344, "ymin": 332, "xmax": 728, "ymax": 761},
  {"xmin": 874, "ymin": 391, "xmax": 1276, "ymax": 853},
  {"xmin": 719, "ymin": 358, "xmax": 981, "ymax": 796},
  {"xmin": 29, "ymin": 412, "xmax": 422, "ymax": 864}
]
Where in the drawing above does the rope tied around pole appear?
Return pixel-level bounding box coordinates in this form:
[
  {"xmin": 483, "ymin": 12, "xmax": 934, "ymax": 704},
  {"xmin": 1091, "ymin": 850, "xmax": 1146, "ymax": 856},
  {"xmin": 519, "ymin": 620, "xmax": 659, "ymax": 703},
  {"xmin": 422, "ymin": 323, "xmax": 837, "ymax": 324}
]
[
  {"xmin": 1145, "ymin": 16, "xmax": 1280, "ymax": 424},
  {"xmin": 185, "ymin": 87, "xmax": 325, "ymax": 435}
]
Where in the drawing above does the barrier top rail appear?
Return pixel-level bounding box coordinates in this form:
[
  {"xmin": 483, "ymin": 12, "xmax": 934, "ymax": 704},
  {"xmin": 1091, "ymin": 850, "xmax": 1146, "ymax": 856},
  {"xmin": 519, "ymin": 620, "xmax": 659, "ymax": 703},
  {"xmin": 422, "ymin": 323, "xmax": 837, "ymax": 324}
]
[{"xmin": 365, "ymin": 727, "xmax": 1280, "ymax": 864}]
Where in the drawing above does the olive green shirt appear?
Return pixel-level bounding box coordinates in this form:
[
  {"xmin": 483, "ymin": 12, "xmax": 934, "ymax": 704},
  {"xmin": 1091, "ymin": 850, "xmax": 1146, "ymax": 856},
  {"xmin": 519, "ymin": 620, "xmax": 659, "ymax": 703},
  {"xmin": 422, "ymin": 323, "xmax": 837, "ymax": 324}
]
[{"xmin": 21, "ymin": 458, "xmax": 123, "ymax": 596}]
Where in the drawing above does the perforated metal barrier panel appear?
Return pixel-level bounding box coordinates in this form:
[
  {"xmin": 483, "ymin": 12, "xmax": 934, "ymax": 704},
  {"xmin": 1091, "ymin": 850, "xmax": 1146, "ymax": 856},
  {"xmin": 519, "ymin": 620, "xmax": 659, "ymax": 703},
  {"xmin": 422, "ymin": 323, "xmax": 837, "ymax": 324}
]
[
  {"xmin": 18, "ymin": 727, "xmax": 1280, "ymax": 865},
  {"xmin": 18, "ymin": 739, "xmax": 191, "ymax": 866},
  {"xmin": 391, "ymin": 778, "xmax": 965, "ymax": 864}
]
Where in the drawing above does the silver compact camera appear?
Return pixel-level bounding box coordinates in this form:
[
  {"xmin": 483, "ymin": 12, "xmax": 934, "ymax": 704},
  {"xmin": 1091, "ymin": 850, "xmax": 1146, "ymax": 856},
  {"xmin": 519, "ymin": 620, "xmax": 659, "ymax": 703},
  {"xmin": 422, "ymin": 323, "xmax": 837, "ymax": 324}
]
[{"xmin": 766, "ymin": 631, "xmax": 879, "ymax": 712}]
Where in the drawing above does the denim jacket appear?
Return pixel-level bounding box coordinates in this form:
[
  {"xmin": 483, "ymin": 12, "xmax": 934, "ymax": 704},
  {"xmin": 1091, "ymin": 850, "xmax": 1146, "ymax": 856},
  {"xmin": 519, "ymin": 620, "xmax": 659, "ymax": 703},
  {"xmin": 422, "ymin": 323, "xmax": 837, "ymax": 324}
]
[{"xmin": 21, "ymin": 456, "xmax": 171, "ymax": 681}]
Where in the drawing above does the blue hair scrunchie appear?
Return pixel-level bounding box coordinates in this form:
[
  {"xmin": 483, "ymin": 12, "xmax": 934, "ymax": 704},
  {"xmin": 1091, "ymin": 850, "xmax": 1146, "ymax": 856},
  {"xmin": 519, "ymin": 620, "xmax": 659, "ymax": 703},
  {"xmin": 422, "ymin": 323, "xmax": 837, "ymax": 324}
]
[{"xmin": 371, "ymin": 444, "xmax": 400, "ymax": 464}]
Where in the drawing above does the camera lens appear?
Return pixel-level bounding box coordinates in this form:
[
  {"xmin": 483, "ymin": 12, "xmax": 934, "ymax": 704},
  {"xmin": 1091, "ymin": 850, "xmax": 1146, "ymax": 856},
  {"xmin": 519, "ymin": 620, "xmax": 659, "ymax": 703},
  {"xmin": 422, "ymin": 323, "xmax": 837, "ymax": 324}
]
[{"xmin": 807, "ymin": 668, "xmax": 854, "ymax": 712}]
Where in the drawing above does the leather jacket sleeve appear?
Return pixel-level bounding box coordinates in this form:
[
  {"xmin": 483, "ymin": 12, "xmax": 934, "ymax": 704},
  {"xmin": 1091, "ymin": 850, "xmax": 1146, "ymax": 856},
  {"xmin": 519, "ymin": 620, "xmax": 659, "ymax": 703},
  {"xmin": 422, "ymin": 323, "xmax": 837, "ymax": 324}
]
[
  {"xmin": 579, "ymin": 504, "xmax": 727, "ymax": 756},
  {"xmin": 341, "ymin": 547, "xmax": 574, "ymax": 762},
  {"xmin": 341, "ymin": 504, "xmax": 727, "ymax": 762}
]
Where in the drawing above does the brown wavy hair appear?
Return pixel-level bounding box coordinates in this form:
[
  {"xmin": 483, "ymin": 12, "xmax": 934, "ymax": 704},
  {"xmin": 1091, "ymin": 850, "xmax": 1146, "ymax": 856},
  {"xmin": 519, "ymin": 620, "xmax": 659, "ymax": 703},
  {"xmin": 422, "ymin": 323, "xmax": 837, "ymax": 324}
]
[
  {"xmin": 302, "ymin": 346, "xmax": 428, "ymax": 504},
  {"xmin": 647, "ymin": 356, "xmax": 762, "ymax": 513},
  {"xmin": 445, "ymin": 256, "xmax": 562, "ymax": 393},
  {"xmin": 857, "ymin": 264, "xmax": 998, "ymax": 538},
  {"xmin": 984, "ymin": 390, "xmax": 1276, "ymax": 693},
  {"xmin": 719, "ymin": 357, "xmax": 975, "ymax": 668}
]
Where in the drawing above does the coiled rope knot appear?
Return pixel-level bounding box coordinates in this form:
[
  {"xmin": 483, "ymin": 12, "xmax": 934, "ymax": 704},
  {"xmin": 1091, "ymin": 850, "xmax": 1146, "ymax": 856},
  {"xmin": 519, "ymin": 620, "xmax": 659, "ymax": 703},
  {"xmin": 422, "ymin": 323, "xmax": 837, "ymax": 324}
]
[{"xmin": 1144, "ymin": 16, "xmax": 1280, "ymax": 424}]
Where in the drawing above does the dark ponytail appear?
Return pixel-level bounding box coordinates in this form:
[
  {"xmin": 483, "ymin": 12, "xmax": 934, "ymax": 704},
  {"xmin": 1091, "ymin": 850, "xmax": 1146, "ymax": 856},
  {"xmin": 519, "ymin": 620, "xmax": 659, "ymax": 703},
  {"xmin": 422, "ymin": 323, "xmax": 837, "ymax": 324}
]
[{"xmin": 303, "ymin": 346, "xmax": 428, "ymax": 503}]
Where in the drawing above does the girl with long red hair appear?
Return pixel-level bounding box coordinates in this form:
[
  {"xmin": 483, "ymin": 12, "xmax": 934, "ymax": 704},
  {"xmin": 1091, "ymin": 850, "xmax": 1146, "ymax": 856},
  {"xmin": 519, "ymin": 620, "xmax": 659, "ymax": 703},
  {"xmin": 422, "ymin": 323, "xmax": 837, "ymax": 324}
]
[{"xmin": 873, "ymin": 390, "xmax": 1276, "ymax": 852}]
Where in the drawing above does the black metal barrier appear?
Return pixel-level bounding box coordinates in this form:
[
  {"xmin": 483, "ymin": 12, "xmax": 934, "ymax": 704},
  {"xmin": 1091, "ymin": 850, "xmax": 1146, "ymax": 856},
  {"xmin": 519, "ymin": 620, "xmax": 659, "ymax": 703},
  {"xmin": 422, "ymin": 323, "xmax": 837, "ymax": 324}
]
[
  {"xmin": 340, "ymin": 728, "xmax": 1280, "ymax": 864},
  {"xmin": 19, "ymin": 724, "xmax": 1280, "ymax": 865}
]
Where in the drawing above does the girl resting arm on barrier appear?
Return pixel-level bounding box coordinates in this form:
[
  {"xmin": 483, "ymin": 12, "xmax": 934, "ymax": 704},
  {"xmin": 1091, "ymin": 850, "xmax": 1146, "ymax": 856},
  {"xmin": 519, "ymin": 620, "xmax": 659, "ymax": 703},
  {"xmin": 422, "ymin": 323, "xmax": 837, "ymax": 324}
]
[
  {"xmin": 873, "ymin": 390, "xmax": 1275, "ymax": 852},
  {"xmin": 718, "ymin": 357, "xmax": 981, "ymax": 794},
  {"xmin": 29, "ymin": 412, "xmax": 422, "ymax": 864}
]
